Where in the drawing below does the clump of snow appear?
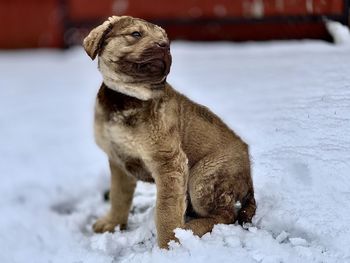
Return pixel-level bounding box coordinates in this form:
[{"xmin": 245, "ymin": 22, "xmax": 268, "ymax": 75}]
[
  {"xmin": 1, "ymin": 40, "xmax": 350, "ymax": 262},
  {"xmin": 289, "ymin": 237, "xmax": 308, "ymax": 247},
  {"xmin": 325, "ymin": 20, "xmax": 350, "ymax": 45},
  {"xmin": 275, "ymin": 230, "xmax": 289, "ymax": 243}
]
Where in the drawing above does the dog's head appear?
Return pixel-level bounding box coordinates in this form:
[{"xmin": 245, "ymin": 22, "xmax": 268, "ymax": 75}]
[{"xmin": 83, "ymin": 16, "xmax": 172, "ymax": 100}]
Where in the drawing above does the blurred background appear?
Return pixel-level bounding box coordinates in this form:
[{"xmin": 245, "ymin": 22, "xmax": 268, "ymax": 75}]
[{"xmin": 0, "ymin": 0, "xmax": 349, "ymax": 48}]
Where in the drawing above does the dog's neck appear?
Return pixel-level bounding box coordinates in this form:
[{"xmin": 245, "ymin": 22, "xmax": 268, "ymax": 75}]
[
  {"xmin": 98, "ymin": 56, "xmax": 166, "ymax": 100},
  {"xmin": 102, "ymin": 73, "xmax": 165, "ymax": 101},
  {"xmin": 98, "ymin": 82, "xmax": 147, "ymax": 112}
]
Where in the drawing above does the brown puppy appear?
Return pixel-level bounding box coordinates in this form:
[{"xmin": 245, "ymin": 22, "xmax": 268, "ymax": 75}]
[{"xmin": 83, "ymin": 16, "xmax": 256, "ymax": 249}]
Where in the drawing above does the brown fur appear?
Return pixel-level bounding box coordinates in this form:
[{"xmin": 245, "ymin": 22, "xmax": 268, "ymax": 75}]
[{"xmin": 83, "ymin": 16, "xmax": 256, "ymax": 249}]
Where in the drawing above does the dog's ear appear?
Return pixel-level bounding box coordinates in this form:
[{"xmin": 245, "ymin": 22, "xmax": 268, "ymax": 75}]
[{"xmin": 83, "ymin": 16, "xmax": 121, "ymax": 60}]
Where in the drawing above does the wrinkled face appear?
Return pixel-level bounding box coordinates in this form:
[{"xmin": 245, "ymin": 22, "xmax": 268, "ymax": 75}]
[{"xmin": 84, "ymin": 16, "xmax": 171, "ymax": 85}]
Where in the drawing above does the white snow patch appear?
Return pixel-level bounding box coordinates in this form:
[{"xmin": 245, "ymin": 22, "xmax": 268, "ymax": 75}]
[
  {"xmin": 276, "ymin": 231, "xmax": 289, "ymax": 243},
  {"xmin": 289, "ymin": 237, "xmax": 308, "ymax": 247},
  {"xmin": 325, "ymin": 20, "xmax": 350, "ymax": 45}
]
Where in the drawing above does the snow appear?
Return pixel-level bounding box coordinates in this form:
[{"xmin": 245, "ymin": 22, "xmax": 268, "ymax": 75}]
[
  {"xmin": 326, "ymin": 20, "xmax": 350, "ymax": 45},
  {"xmin": 1, "ymin": 40, "xmax": 350, "ymax": 262}
]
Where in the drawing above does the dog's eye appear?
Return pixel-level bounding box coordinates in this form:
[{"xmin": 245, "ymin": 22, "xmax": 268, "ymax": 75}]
[{"xmin": 131, "ymin": 31, "xmax": 142, "ymax": 38}]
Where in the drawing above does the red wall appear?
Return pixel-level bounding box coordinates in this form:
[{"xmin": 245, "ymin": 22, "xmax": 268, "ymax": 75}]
[
  {"xmin": 0, "ymin": 0, "xmax": 63, "ymax": 48},
  {"xmin": 0, "ymin": 0, "xmax": 347, "ymax": 48}
]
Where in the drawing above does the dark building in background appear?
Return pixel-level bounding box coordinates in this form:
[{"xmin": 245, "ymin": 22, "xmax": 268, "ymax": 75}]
[{"xmin": 0, "ymin": 0, "xmax": 348, "ymax": 49}]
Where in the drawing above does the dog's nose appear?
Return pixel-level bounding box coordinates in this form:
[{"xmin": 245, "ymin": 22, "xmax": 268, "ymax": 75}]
[{"xmin": 156, "ymin": 41, "xmax": 169, "ymax": 49}]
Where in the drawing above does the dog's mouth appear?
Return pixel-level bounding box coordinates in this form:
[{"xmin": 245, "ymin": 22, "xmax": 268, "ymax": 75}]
[
  {"xmin": 118, "ymin": 47, "xmax": 172, "ymax": 82},
  {"xmin": 136, "ymin": 57, "xmax": 170, "ymax": 76}
]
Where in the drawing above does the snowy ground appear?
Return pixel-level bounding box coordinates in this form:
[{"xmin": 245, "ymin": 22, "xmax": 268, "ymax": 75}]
[{"xmin": 0, "ymin": 40, "xmax": 350, "ymax": 263}]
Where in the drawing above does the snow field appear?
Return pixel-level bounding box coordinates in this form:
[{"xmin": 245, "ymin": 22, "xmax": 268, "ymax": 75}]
[{"xmin": 0, "ymin": 39, "xmax": 349, "ymax": 262}]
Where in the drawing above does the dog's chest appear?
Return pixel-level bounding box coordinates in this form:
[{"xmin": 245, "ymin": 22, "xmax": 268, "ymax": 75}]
[{"xmin": 94, "ymin": 104, "xmax": 153, "ymax": 182}]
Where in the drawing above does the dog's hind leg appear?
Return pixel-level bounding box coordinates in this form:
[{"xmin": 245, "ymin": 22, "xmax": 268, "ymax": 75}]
[
  {"xmin": 185, "ymin": 151, "xmax": 254, "ymax": 236},
  {"xmin": 184, "ymin": 212, "xmax": 235, "ymax": 237},
  {"xmin": 237, "ymin": 190, "xmax": 256, "ymax": 226}
]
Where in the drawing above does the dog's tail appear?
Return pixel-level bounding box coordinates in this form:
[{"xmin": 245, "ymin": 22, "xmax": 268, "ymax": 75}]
[{"xmin": 237, "ymin": 190, "xmax": 256, "ymax": 226}]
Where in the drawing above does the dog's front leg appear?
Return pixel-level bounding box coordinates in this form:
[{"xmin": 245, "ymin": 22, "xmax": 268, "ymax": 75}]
[
  {"xmin": 93, "ymin": 159, "xmax": 137, "ymax": 233},
  {"xmin": 151, "ymin": 145, "xmax": 188, "ymax": 248}
]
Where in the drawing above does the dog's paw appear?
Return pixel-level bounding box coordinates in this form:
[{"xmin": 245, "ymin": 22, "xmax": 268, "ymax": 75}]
[{"xmin": 92, "ymin": 215, "xmax": 126, "ymax": 233}]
